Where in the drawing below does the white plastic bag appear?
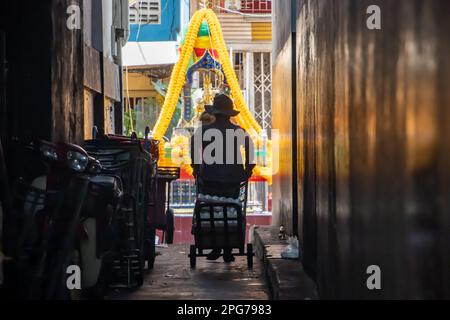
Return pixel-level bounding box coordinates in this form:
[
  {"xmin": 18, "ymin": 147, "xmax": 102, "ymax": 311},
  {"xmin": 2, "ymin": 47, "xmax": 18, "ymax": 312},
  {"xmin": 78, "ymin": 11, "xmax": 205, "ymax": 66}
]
[{"xmin": 281, "ymin": 236, "xmax": 300, "ymax": 259}]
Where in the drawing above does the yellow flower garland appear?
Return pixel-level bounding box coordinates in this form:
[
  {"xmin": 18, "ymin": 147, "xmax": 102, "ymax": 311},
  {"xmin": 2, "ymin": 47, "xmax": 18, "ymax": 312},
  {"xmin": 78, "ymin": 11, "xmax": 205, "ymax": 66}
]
[
  {"xmin": 153, "ymin": 8, "xmax": 272, "ymax": 183},
  {"xmin": 152, "ymin": 8, "xmax": 262, "ymax": 140},
  {"xmin": 204, "ymin": 9, "xmax": 262, "ymax": 134},
  {"xmin": 153, "ymin": 9, "xmax": 207, "ymax": 141}
]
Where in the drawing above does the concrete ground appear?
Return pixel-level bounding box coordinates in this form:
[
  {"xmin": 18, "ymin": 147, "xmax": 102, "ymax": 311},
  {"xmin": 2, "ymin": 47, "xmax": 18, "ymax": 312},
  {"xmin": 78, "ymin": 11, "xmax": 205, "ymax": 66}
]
[{"xmin": 107, "ymin": 245, "xmax": 269, "ymax": 300}]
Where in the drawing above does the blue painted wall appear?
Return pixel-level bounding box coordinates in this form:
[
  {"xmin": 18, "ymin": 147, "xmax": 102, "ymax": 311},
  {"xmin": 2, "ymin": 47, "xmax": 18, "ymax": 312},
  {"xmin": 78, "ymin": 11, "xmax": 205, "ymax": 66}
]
[{"xmin": 129, "ymin": 0, "xmax": 190, "ymax": 42}]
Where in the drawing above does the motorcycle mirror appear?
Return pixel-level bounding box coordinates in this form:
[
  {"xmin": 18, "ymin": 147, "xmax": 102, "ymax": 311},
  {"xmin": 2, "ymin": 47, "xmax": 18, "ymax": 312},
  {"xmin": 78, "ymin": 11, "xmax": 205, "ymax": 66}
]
[{"xmin": 28, "ymin": 140, "xmax": 39, "ymax": 151}]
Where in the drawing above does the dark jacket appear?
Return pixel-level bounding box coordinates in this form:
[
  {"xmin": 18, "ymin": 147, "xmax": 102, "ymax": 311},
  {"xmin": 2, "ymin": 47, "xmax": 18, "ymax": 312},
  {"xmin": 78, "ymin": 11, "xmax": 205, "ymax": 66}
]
[{"xmin": 190, "ymin": 116, "xmax": 255, "ymax": 184}]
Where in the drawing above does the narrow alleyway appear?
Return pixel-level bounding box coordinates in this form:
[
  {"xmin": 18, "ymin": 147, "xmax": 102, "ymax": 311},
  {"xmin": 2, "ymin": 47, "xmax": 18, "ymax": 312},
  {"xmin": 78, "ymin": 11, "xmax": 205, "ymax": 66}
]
[
  {"xmin": 1, "ymin": 0, "xmax": 449, "ymax": 302},
  {"xmin": 108, "ymin": 245, "xmax": 269, "ymax": 300}
]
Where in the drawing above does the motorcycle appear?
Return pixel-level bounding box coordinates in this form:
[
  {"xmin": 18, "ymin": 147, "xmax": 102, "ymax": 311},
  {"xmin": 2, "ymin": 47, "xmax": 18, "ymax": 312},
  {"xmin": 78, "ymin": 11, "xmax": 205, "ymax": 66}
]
[{"xmin": 14, "ymin": 140, "xmax": 123, "ymax": 299}]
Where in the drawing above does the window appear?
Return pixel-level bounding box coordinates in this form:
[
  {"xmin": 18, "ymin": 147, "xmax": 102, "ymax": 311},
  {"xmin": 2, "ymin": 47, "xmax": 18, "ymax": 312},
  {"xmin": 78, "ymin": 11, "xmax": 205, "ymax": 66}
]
[
  {"xmin": 233, "ymin": 52, "xmax": 245, "ymax": 89},
  {"xmin": 129, "ymin": 0, "xmax": 161, "ymax": 24}
]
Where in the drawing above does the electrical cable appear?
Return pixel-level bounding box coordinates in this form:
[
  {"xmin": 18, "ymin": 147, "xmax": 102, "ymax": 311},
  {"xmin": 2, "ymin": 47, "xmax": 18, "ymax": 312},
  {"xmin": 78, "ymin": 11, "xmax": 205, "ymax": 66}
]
[
  {"xmin": 135, "ymin": 0, "xmax": 143, "ymax": 41},
  {"xmin": 125, "ymin": 66, "xmax": 134, "ymax": 132}
]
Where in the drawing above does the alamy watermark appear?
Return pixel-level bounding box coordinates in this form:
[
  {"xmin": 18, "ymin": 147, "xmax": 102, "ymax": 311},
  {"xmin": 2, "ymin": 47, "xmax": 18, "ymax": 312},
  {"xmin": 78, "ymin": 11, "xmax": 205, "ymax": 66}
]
[
  {"xmin": 66, "ymin": 265, "xmax": 81, "ymax": 290},
  {"xmin": 366, "ymin": 5, "xmax": 382, "ymax": 30},
  {"xmin": 366, "ymin": 265, "xmax": 381, "ymax": 290},
  {"xmin": 66, "ymin": 4, "xmax": 81, "ymax": 30},
  {"xmin": 65, "ymin": 3, "xmax": 381, "ymax": 31}
]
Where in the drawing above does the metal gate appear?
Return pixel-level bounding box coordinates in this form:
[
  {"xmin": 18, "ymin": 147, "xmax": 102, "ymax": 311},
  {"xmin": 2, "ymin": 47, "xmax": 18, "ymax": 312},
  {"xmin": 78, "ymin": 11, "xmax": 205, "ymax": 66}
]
[{"xmin": 253, "ymin": 52, "xmax": 272, "ymax": 131}]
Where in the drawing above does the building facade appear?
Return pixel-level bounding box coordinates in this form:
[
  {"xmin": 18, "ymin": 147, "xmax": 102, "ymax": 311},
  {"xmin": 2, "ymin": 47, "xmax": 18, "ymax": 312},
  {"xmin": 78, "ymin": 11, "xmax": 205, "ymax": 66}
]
[
  {"xmin": 123, "ymin": 0, "xmax": 190, "ymax": 137},
  {"xmin": 83, "ymin": 0, "xmax": 130, "ymax": 139},
  {"xmin": 128, "ymin": 0, "xmax": 190, "ymax": 42}
]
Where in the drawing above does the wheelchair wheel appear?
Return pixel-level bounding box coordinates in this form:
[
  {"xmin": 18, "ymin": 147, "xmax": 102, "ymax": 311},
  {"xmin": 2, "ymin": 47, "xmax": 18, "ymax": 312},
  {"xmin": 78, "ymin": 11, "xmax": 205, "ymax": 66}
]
[
  {"xmin": 189, "ymin": 245, "xmax": 196, "ymax": 269},
  {"xmin": 247, "ymin": 243, "xmax": 254, "ymax": 269},
  {"xmin": 165, "ymin": 208, "xmax": 174, "ymax": 244},
  {"xmin": 146, "ymin": 227, "xmax": 156, "ymax": 270}
]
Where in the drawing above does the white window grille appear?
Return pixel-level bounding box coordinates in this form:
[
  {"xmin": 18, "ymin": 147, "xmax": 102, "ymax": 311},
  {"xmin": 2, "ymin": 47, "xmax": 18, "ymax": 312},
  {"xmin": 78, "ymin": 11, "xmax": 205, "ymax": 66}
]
[
  {"xmin": 253, "ymin": 52, "xmax": 272, "ymax": 131},
  {"xmin": 129, "ymin": 0, "xmax": 161, "ymax": 25}
]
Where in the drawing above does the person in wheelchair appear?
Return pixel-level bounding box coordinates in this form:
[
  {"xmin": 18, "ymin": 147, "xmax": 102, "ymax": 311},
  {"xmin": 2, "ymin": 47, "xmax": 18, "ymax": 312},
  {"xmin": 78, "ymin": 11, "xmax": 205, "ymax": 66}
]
[{"xmin": 190, "ymin": 94, "xmax": 255, "ymax": 262}]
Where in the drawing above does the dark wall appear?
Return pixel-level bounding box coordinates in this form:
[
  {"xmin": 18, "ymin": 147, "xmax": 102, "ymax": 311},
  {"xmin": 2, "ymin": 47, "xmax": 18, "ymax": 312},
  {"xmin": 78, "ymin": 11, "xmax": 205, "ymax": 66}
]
[
  {"xmin": 272, "ymin": 36, "xmax": 296, "ymax": 235},
  {"xmin": 0, "ymin": 0, "xmax": 54, "ymax": 266},
  {"xmin": 0, "ymin": 0, "xmax": 86, "ymax": 180},
  {"xmin": 2, "ymin": 0, "xmax": 53, "ymax": 144},
  {"xmin": 295, "ymin": 0, "xmax": 450, "ymax": 299},
  {"xmin": 0, "ymin": 0, "xmax": 53, "ymax": 184},
  {"xmin": 1, "ymin": 0, "xmax": 85, "ymax": 146},
  {"xmin": 273, "ymin": 0, "xmax": 298, "ymax": 60}
]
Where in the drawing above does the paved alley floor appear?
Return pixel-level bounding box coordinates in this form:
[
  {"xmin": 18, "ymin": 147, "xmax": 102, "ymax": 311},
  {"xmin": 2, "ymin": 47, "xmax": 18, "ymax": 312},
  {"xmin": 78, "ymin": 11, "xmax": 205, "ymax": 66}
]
[{"xmin": 108, "ymin": 245, "xmax": 269, "ymax": 300}]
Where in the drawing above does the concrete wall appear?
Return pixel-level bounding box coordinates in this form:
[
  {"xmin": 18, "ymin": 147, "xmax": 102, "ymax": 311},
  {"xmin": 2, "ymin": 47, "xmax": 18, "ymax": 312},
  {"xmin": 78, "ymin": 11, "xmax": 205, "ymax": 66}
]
[{"xmin": 293, "ymin": 0, "xmax": 450, "ymax": 299}]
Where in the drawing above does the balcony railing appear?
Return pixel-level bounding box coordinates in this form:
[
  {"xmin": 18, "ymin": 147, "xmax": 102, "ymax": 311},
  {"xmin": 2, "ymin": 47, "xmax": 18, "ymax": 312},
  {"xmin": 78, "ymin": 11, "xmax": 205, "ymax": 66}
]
[
  {"xmin": 239, "ymin": 0, "xmax": 272, "ymax": 14},
  {"xmin": 201, "ymin": 0, "xmax": 272, "ymax": 14}
]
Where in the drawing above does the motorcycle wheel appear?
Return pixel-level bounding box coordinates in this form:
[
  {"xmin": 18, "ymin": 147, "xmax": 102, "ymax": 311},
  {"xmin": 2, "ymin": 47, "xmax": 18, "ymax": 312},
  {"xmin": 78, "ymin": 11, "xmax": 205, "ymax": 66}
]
[
  {"xmin": 44, "ymin": 242, "xmax": 77, "ymax": 300},
  {"xmin": 81, "ymin": 254, "xmax": 111, "ymax": 301}
]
